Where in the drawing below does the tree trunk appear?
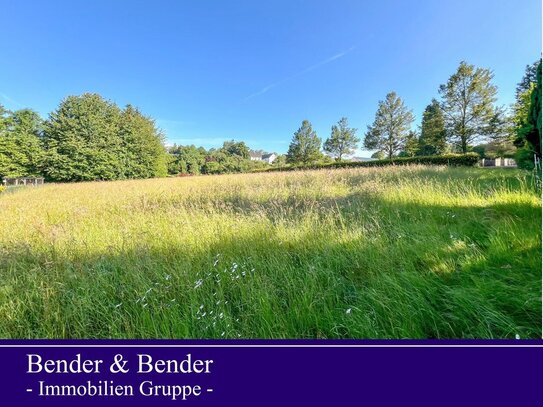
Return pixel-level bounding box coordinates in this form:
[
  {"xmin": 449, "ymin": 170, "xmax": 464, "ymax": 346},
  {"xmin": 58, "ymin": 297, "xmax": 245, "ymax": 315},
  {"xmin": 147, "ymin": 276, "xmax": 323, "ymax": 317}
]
[{"xmin": 461, "ymin": 137, "xmax": 467, "ymax": 153}]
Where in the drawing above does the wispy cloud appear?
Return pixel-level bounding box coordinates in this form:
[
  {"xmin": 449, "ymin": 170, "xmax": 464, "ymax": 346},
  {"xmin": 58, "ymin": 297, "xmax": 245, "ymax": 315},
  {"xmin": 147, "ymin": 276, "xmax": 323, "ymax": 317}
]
[
  {"xmin": 0, "ymin": 92, "xmax": 24, "ymax": 108},
  {"xmin": 244, "ymin": 46, "xmax": 356, "ymax": 101}
]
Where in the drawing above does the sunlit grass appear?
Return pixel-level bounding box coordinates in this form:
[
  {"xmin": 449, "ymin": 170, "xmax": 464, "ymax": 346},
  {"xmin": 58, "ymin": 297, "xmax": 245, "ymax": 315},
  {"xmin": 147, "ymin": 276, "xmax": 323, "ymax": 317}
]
[{"xmin": 0, "ymin": 166, "xmax": 540, "ymax": 338}]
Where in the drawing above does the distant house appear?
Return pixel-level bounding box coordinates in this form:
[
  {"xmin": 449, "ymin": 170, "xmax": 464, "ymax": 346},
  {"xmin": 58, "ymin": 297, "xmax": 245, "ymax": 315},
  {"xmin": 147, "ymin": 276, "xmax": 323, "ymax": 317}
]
[
  {"xmin": 261, "ymin": 153, "xmax": 277, "ymax": 164},
  {"xmin": 480, "ymin": 158, "xmax": 517, "ymax": 167},
  {"xmin": 349, "ymin": 157, "xmax": 376, "ymax": 162},
  {"xmin": 250, "ymin": 151, "xmax": 277, "ymax": 164},
  {"xmin": 249, "ymin": 151, "xmax": 262, "ymax": 161}
]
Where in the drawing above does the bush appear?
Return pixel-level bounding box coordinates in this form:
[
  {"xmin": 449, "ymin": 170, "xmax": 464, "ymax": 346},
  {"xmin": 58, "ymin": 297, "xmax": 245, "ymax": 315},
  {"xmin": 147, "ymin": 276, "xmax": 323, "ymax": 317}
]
[
  {"xmin": 515, "ymin": 146, "xmax": 536, "ymax": 170},
  {"xmin": 202, "ymin": 161, "xmax": 224, "ymax": 175},
  {"xmin": 252, "ymin": 153, "xmax": 480, "ymax": 173}
]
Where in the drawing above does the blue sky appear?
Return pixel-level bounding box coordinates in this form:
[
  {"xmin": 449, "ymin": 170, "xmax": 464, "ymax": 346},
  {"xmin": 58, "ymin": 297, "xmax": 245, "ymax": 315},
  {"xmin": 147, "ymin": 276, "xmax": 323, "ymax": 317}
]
[{"xmin": 0, "ymin": 0, "xmax": 540, "ymax": 155}]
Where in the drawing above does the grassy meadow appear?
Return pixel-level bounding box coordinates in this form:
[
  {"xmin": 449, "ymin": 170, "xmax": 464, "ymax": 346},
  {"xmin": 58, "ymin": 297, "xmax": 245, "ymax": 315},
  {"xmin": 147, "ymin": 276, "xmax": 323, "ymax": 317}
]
[{"xmin": 0, "ymin": 165, "xmax": 540, "ymax": 339}]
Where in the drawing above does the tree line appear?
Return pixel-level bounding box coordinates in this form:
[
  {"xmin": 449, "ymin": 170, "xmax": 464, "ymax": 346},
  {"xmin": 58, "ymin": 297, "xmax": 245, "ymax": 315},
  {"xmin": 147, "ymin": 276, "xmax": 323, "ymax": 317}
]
[
  {"xmin": 1, "ymin": 59, "xmax": 541, "ymax": 183},
  {"xmin": 0, "ymin": 94, "xmax": 279, "ymax": 181},
  {"xmin": 285, "ymin": 60, "xmax": 542, "ymax": 168},
  {"xmin": 167, "ymin": 141, "xmax": 277, "ymax": 175}
]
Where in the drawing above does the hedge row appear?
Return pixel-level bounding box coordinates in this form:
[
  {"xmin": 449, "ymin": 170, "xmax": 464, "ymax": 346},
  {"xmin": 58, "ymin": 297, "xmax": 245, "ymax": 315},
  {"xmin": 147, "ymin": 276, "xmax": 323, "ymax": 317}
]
[{"xmin": 254, "ymin": 153, "xmax": 480, "ymax": 173}]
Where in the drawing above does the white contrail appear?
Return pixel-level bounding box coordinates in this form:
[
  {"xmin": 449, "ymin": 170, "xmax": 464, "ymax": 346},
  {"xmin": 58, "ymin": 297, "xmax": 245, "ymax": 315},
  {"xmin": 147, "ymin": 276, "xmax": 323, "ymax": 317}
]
[
  {"xmin": 244, "ymin": 46, "xmax": 356, "ymax": 101},
  {"xmin": 0, "ymin": 92, "xmax": 24, "ymax": 108}
]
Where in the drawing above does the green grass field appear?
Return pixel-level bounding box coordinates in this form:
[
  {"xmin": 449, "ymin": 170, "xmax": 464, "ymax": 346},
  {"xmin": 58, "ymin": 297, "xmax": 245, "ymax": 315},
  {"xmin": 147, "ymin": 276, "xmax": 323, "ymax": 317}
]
[{"xmin": 0, "ymin": 165, "xmax": 540, "ymax": 339}]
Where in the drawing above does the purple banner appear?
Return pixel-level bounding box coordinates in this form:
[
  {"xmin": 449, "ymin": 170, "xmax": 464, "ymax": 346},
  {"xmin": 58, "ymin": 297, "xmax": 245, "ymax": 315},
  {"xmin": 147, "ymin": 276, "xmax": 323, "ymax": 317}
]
[{"xmin": 0, "ymin": 341, "xmax": 541, "ymax": 405}]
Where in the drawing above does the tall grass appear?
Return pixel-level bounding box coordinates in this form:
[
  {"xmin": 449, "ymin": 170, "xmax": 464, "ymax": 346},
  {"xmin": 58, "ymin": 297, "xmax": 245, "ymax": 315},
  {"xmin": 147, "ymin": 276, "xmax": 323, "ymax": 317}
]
[{"xmin": 0, "ymin": 166, "xmax": 540, "ymax": 338}]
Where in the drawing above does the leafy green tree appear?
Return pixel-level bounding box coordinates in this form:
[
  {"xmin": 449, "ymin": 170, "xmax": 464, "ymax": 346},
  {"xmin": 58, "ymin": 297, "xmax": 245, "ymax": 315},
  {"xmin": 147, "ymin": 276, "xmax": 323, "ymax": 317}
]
[
  {"xmin": 247, "ymin": 159, "xmax": 269, "ymax": 171},
  {"xmin": 119, "ymin": 105, "xmax": 167, "ymax": 178},
  {"xmin": 168, "ymin": 144, "xmax": 206, "ymax": 175},
  {"xmin": 202, "ymin": 149, "xmax": 249, "ymax": 174},
  {"xmin": 513, "ymin": 60, "xmax": 542, "ymax": 167},
  {"xmin": 317, "ymin": 154, "xmax": 334, "ymax": 165},
  {"xmin": 471, "ymin": 145, "xmax": 486, "ymax": 158},
  {"xmin": 286, "ymin": 120, "xmax": 322, "ymax": 164},
  {"xmin": 484, "ymin": 106, "xmax": 516, "ymax": 157},
  {"xmin": 10, "ymin": 109, "xmax": 43, "ymax": 136},
  {"xmin": 42, "ymin": 94, "xmax": 167, "ymax": 181},
  {"xmin": 418, "ymin": 99, "xmax": 447, "ymax": 155},
  {"xmin": 402, "ymin": 131, "xmax": 419, "ymax": 157},
  {"xmin": 439, "ymin": 61, "xmax": 498, "ymax": 153},
  {"xmin": 0, "ymin": 104, "xmax": 10, "ymax": 130},
  {"xmin": 43, "ymin": 93, "xmax": 123, "ymax": 181},
  {"xmin": 10, "ymin": 109, "xmax": 44, "ymax": 175},
  {"xmin": 526, "ymin": 61, "xmax": 542, "ymax": 158},
  {"xmin": 513, "ymin": 85, "xmax": 535, "ymax": 131},
  {"xmin": 512, "ymin": 85, "xmax": 535, "ymax": 168},
  {"xmin": 323, "ymin": 117, "xmax": 359, "ymax": 161},
  {"xmin": 0, "ymin": 107, "xmax": 44, "ymax": 178},
  {"xmin": 221, "ymin": 140, "xmax": 250, "ymax": 159},
  {"xmin": 272, "ymin": 154, "xmax": 287, "ymax": 167},
  {"xmin": 516, "ymin": 60, "xmax": 540, "ymax": 99},
  {"xmin": 202, "ymin": 160, "xmax": 223, "ymax": 174},
  {"xmin": 364, "ymin": 92, "xmax": 414, "ymax": 159},
  {"xmin": 370, "ymin": 151, "xmax": 385, "ymax": 160},
  {"xmin": 0, "ymin": 104, "xmax": 17, "ymax": 177},
  {"xmin": 471, "ymin": 141, "xmax": 515, "ymax": 159}
]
